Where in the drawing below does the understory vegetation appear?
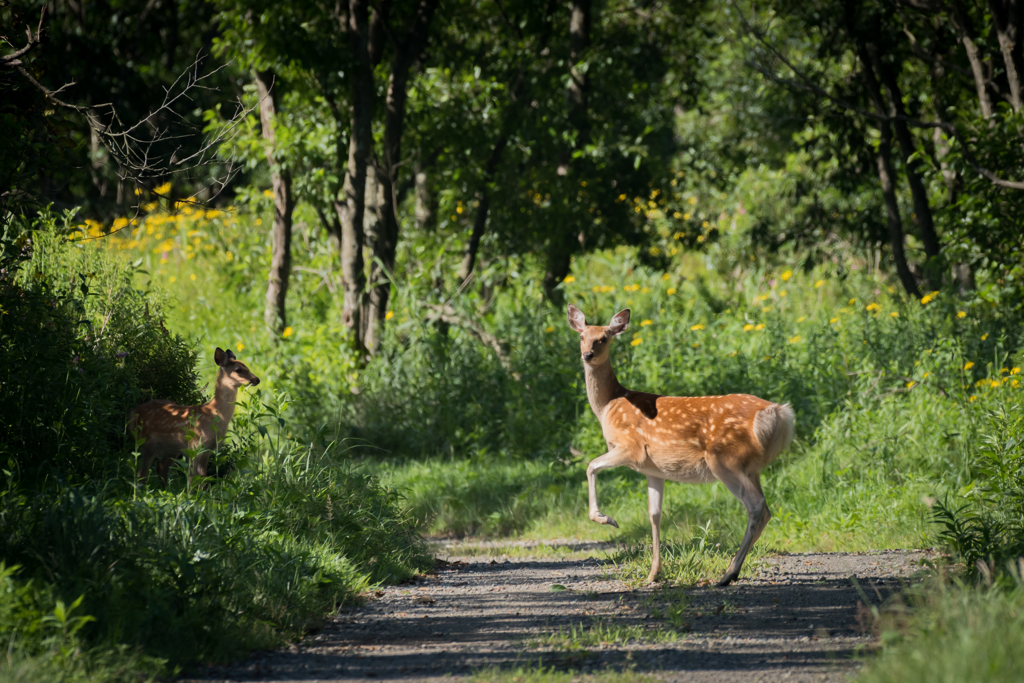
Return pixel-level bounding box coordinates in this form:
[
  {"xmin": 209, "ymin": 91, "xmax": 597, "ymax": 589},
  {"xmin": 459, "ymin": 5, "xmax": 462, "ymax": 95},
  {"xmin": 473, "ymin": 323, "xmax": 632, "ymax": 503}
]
[
  {"xmin": 0, "ymin": 212, "xmax": 430, "ymax": 681},
  {"xmin": 11, "ymin": 188, "xmax": 1015, "ymax": 678}
]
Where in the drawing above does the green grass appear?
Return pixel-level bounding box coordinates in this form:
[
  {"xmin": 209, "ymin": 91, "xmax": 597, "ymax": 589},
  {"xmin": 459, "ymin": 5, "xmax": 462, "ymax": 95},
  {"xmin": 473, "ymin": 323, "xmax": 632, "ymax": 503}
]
[
  {"xmin": 469, "ymin": 665, "xmax": 658, "ymax": 683},
  {"xmin": 530, "ymin": 617, "xmax": 683, "ymax": 650},
  {"xmin": 856, "ymin": 573, "xmax": 1024, "ymax": 682}
]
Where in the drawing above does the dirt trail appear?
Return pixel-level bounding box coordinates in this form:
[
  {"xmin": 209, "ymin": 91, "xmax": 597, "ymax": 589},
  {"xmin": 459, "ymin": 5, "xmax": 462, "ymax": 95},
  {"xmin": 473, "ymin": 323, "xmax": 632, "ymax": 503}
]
[{"xmin": 182, "ymin": 543, "xmax": 935, "ymax": 683}]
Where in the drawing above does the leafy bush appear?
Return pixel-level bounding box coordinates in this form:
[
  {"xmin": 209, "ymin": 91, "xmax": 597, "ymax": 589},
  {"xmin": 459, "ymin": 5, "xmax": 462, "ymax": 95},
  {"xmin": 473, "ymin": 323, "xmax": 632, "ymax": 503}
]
[
  {"xmin": 0, "ymin": 209, "xmax": 200, "ymax": 484},
  {"xmin": 0, "ymin": 213, "xmax": 430, "ymax": 678}
]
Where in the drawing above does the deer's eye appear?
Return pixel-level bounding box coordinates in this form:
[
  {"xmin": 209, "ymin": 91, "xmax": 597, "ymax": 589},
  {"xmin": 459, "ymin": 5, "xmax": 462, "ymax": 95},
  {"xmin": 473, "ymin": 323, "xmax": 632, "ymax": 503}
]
[{"xmin": 594, "ymin": 339, "xmax": 604, "ymax": 345}]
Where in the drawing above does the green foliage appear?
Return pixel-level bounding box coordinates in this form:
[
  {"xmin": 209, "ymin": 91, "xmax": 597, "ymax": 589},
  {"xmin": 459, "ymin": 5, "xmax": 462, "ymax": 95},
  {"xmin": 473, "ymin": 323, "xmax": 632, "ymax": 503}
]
[
  {"xmin": 0, "ymin": 223, "xmax": 429, "ymax": 677},
  {"xmin": 932, "ymin": 404, "xmax": 1024, "ymax": 580},
  {"xmin": 0, "ymin": 209, "xmax": 200, "ymax": 485},
  {"xmin": 856, "ymin": 576, "xmax": 1024, "ymax": 683}
]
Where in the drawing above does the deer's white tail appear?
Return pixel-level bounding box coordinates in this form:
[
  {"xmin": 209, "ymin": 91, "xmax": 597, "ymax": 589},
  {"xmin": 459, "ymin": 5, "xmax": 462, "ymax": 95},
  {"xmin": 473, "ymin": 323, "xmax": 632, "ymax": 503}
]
[{"xmin": 753, "ymin": 402, "xmax": 795, "ymax": 466}]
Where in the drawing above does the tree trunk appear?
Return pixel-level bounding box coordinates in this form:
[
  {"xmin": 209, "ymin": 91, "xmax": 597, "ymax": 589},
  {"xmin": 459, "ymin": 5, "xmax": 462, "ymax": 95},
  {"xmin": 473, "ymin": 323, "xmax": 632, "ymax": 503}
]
[
  {"xmin": 459, "ymin": 133, "xmax": 509, "ymax": 282},
  {"xmin": 255, "ymin": 69, "xmax": 294, "ymax": 334},
  {"xmin": 869, "ymin": 43, "xmax": 943, "ymax": 289},
  {"xmin": 950, "ymin": 0, "xmax": 995, "ymax": 119},
  {"xmin": 988, "ymin": 0, "xmax": 1024, "ymax": 112},
  {"xmin": 848, "ymin": 19, "xmax": 920, "ymax": 298},
  {"xmin": 544, "ymin": 0, "xmax": 591, "ymax": 302},
  {"xmin": 362, "ymin": 0, "xmax": 439, "ymax": 355},
  {"xmin": 459, "ymin": 5, "xmax": 557, "ymax": 282},
  {"xmin": 875, "ymin": 121, "xmax": 921, "ymax": 298},
  {"xmin": 337, "ymin": 0, "xmax": 375, "ymax": 354},
  {"xmin": 414, "ymin": 159, "xmax": 436, "ymax": 233}
]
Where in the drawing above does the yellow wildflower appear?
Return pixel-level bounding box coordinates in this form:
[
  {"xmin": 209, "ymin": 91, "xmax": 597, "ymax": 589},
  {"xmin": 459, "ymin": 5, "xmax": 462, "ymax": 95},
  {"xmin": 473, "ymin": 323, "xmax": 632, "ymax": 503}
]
[
  {"xmin": 906, "ymin": 381, "xmax": 916, "ymax": 388},
  {"xmin": 690, "ymin": 324, "xmax": 704, "ymax": 331},
  {"xmin": 666, "ymin": 287, "xmax": 677, "ymax": 295},
  {"xmin": 796, "ymin": 316, "xmax": 806, "ymax": 323},
  {"xmin": 283, "ymin": 326, "xmax": 294, "ymax": 338},
  {"xmin": 789, "ymin": 335, "xmax": 802, "ymax": 344},
  {"xmin": 814, "ymin": 280, "xmax": 825, "ymax": 288},
  {"xmin": 617, "ymin": 194, "xmax": 626, "ymax": 202},
  {"xmin": 631, "ymin": 338, "xmax": 643, "ymax": 346},
  {"xmin": 190, "ymin": 274, "xmax": 196, "ymax": 281},
  {"xmin": 385, "ymin": 311, "xmax": 394, "ymax": 321},
  {"xmin": 545, "ymin": 326, "xmax": 554, "ymax": 333},
  {"xmin": 692, "ymin": 343, "xmax": 700, "ymax": 348},
  {"xmin": 743, "ymin": 324, "xmax": 755, "ymax": 332},
  {"xmin": 781, "ymin": 270, "xmax": 792, "ymax": 281},
  {"xmin": 263, "ymin": 189, "xmax": 273, "ymax": 198},
  {"xmin": 563, "ymin": 275, "xmax": 576, "ymax": 283},
  {"xmin": 754, "ymin": 323, "xmax": 765, "ymax": 331},
  {"xmin": 848, "ymin": 298, "xmax": 856, "ymax": 305},
  {"xmin": 890, "ymin": 312, "xmax": 899, "ymax": 318},
  {"xmin": 830, "ymin": 317, "xmax": 839, "ymax": 324},
  {"xmin": 661, "ymin": 273, "xmax": 671, "ymax": 280},
  {"xmin": 970, "ymin": 395, "xmax": 977, "ymax": 402},
  {"xmin": 236, "ymin": 342, "xmax": 245, "ymax": 351},
  {"xmin": 169, "ymin": 276, "xmax": 177, "ymax": 284},
  {"xmin": 964, "ymin": 362, "xmax": 975, "ymax": 370},
  {"xmin": 920, "ymin": 291, "xmax": 939, "ymax": 305},
  {"xmin": 683, "ymin": 213, "xmax": 691, "ymax": 220},
  {"xmin": 865, "ymin": 303, "xmax": 880, "ymax": 312},
  {"xmin": 153, "ymin": 182, "xmax": 172, "ymax": 195},
  {"xmin": 981, "ymin": 333, "xmax": 989, "ymax": 340},
  {"xmin": 957, "ymin": 311, "xmax": 967, "ymax": 318},
  {"xmin": 641, "ymin": 320, "xmax": 654, "ymax": 327},
  {"xmin": 688, "ymin": 196, "xmax": 697, "ymax": 205},
  {"xmin": 1012, "ymin": 367, "xmax": 1021, "ymax": 375}
]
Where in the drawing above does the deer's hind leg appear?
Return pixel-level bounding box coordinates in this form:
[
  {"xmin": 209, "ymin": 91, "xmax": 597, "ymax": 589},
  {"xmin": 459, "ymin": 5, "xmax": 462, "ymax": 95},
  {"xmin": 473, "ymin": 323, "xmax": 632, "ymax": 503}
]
[
  {"xmin": 586, "ymin": 446, "xmax": 633, "ymax": 529},
  {"xmin": 707, "ymin": 460, "xmax": 770, "ymax": 587}
]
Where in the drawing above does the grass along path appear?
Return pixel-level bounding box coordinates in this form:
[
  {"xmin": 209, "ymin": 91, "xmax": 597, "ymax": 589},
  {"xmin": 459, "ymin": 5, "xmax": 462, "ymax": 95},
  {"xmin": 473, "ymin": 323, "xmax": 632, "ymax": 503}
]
[{"xmin": 181, "ymin": 542, "xmax": 936, "ymax": 683}]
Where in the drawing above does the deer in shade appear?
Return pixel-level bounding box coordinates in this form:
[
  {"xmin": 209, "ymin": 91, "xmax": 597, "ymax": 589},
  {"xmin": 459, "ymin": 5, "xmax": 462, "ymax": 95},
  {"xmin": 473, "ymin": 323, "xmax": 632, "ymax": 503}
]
[
  {"xmin": 129, "ymin": 347, "xmax": 260, "ymax": 486},
  {"xmin": 567, "ymin": 305, "xmax": 794, "ymax": 586}
]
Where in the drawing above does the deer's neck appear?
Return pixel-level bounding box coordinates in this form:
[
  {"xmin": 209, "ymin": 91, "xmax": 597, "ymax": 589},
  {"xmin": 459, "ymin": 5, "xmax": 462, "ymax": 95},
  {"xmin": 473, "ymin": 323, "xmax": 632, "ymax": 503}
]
[
  {"xmin": 583, "ymin": 357, "xmax": 625, "ymax": 421},
  {"xmin": 208, "ymin": 368, "xmax": 240, "ymax": 440}
]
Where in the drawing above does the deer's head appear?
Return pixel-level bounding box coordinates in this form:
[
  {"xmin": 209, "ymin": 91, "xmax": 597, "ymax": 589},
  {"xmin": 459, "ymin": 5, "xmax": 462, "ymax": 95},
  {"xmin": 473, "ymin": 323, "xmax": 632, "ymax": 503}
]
[
  {"xmin": 214, "ymin": 347, "xmax": 261, "ymax": 387},
  {"xmin": 567, "ymin": 305, "xmax": 630, "ymax": 364}
]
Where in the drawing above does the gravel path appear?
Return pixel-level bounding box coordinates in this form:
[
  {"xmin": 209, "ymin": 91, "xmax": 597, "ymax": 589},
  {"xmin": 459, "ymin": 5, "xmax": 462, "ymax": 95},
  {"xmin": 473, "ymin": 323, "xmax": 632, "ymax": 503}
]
[{"xmin": 182, "ymin": 542, "xmax": 935, "ymax": 683}]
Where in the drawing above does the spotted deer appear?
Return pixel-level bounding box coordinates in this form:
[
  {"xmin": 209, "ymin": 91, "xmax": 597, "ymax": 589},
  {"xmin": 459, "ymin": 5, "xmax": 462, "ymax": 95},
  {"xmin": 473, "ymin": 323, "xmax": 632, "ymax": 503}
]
[
  {"xmin": 567, "ymin": 305, "xmax": 794, "ymax": 586},
  {"xmin": 129, "ymin": 347, "xmax": 260, "ymax": 486}
]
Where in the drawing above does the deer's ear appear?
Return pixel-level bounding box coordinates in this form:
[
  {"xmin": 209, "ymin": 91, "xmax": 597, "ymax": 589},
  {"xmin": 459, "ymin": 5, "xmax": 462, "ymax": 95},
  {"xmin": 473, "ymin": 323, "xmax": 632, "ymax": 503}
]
[
  {"xmin": 567, "ymin": 304, "xmax": 587, "ymax": 333},
  {"xmin": 226, "ymin": 349, "xmax": 237, "ymax": 362},
  {"xmin": 214, "ymin": 348, "xmax": 226, "ymax": 366},
  {"xmin": 607, "ymin": 309, "xmax": 631, "ymax": 336}
]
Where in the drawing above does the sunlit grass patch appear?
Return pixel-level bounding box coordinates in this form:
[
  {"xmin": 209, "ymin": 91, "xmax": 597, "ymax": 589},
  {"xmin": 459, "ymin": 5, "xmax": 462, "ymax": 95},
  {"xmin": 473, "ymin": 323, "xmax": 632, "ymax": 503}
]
[
  {"xmin": 470, "ymin": 664, "xmax": 658, "ymax": 683},
  {"xmin": 529, "ymin": 616, "xmax": 683, "ymax": 650},
  {"xmin": 856, "ymin": 575, "xmax": 1024, "ymax": 683}
]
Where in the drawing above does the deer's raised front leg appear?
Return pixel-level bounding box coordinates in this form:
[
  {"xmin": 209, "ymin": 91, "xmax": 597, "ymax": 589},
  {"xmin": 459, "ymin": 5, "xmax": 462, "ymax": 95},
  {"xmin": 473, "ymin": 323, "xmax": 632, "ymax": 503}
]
[{"xmin": 586, "ymin": 446, "xmax": 632, "ymax": 528}]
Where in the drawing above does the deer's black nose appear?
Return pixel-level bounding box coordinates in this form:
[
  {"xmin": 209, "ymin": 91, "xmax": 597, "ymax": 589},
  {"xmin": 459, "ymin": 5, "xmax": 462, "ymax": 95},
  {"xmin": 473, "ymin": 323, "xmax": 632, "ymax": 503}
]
[
  {"xmin": 250, "ymin": 378, "xmax": 261, "ymax": 386},
  {"xmin": 582, "ymin": 351, "xmax": 595, "ymax": 361}
]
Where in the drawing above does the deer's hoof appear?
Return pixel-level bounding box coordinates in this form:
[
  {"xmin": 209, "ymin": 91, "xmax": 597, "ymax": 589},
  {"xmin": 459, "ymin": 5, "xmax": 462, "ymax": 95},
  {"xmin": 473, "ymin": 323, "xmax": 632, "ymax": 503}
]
[
  {"xmin": 590, "ymin": 512, "xmax": 619, "ymax": 528},
  {"xmin": 716, "ymin": 572, "xmax": 738, "ymax": 587}
]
